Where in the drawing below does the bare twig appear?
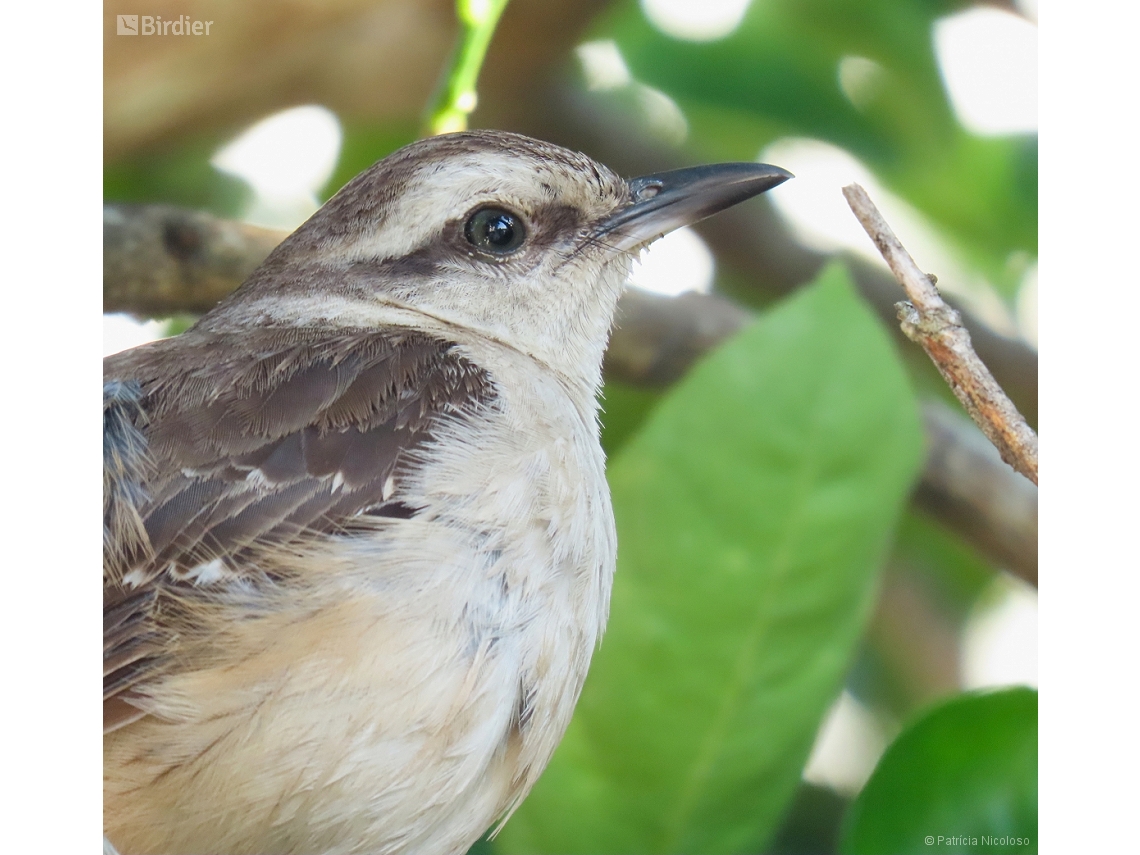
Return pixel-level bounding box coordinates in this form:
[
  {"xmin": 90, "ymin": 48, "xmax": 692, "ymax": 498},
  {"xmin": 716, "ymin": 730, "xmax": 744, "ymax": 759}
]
[{"xmin": 843, "ymin": 184, "xmax": 1039, "ymax": 485}]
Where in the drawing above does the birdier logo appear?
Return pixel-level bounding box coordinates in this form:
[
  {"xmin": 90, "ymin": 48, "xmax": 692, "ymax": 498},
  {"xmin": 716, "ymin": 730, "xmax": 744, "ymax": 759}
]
[{"xmin": 116, "ymin": 14, "xmax": 214, "ymax": 35}]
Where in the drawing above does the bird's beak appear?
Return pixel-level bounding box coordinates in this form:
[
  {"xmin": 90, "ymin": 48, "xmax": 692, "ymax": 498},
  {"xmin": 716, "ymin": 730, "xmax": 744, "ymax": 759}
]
[{"xmin": 598, "ymin": 162, "xmax": 793, "ymax": 250}]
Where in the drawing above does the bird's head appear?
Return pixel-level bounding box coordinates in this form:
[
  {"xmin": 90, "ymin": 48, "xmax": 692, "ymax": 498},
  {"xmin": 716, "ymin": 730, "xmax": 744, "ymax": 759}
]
[{"xmin": 201, "ymin": 130, "xmax": 790, "ymax": 390}]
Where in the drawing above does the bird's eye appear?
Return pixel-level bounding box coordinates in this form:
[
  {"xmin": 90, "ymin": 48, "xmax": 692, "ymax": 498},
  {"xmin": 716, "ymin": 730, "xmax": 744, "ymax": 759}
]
[{"xmin": 464, "ymin": 207, "xmax": 526, "ymax": 255}]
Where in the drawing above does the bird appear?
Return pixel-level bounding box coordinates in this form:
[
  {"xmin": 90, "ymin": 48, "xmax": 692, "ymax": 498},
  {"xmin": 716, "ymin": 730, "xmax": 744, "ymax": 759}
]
[{"xmin": 103, "ymin": 129, "xmax": 790, "ymax": 855}]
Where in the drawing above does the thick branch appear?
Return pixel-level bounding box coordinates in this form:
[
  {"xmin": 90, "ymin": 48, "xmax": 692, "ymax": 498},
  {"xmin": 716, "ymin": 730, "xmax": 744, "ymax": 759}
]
[
  {"xmin": 605, "ymin": 287, "xmax": 752, "ymax": 387},
  {"xmin": 915, "ymin": 401, "xmax": 1037, "ymax": 585},
  {"xmin": 103, "ymin": 204, "xmax": 286, "ymax": 316},
  {"xmin": 843, "ymin": 184, "xmax": 1039, "ymax": 485},
  {"xmin": 102, "ymin": 203, "xmax": 1036, "ymax": 582}
]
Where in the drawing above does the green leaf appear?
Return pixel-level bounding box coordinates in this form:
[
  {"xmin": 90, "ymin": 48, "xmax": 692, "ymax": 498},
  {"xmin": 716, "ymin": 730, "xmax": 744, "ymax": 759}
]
[
  {"xmin": 599, "ymin": 380, "xmax": 663, "ymax": 458},
  {"xmin": 840, "ymin": 688, "xmax": 1037, "ymax": 855},
  {"xmin": 498, "ymin": 265, "xmax": 923, "ymax": 854}
]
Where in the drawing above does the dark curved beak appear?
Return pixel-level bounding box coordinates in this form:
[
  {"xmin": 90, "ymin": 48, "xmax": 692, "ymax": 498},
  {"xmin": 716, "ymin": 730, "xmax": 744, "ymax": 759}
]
[{"xmin": 598, "ymin": 162, "xmax": 793, "ymax": 250}]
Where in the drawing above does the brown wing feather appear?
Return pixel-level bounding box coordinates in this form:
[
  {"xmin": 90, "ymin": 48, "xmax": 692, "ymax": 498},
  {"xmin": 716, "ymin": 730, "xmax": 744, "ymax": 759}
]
[{"xmin": 102, "ymin": 327, "xmax": 494, "ymax": 730}]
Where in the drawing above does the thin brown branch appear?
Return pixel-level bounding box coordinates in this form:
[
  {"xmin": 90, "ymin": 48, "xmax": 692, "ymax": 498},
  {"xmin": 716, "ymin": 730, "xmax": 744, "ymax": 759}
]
[
  {"xmin": 842, "ymin": 184, "xmax": 1039, "ymax": 485},
  {"xmin": 102, "ymin": 203, "xmax": 1037, "ymax": 583}
]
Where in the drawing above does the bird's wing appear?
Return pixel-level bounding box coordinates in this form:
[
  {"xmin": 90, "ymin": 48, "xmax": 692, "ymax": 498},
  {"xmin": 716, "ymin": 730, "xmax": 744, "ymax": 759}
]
[{"xmin": 102, "ymin": 327, "xmax": 494, "ymax": 731}]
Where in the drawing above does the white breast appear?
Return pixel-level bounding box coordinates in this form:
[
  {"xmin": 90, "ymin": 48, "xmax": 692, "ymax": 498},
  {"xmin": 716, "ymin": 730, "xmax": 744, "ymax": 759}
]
[
  {"xmin": 366, "ymin": 341, "xmax": 616, "ymax": 846},
  {"xmin": 313, "ymin": 342, "xmax": 617, "ymax": 853}
]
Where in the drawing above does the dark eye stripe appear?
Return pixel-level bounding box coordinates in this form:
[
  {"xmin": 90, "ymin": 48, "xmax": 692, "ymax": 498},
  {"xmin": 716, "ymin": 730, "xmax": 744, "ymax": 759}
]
[{"xmin": 464, "ymin": 207, "xmax": 526, "ymax": 255}]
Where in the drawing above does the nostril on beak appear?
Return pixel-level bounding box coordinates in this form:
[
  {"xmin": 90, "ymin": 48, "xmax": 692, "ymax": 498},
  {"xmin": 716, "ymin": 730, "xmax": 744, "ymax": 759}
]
[{"xmin": 634, "ymin": 182, "xmax": 663, "ymax": 202}]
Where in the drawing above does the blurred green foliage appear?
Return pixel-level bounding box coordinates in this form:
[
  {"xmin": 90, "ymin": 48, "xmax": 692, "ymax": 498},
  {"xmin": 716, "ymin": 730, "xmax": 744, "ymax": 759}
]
[
  {"xmin": 498, "ymin": 267, "xmax": 923, "ymax": 853},
  {"xmin": 591, "ymin": 0, "xmax": 1036, "ymax": 295},
  {"xmin": 841, "ymin": 688, "xmax": 1037, "ymax": 854},
  {"xmin": 893, "ymin": 509, "xmax": 995, "ymax": 616},
  {"xmin": 426, "ymin": 0, "xmax": 512, "ymax": 134},
  {"xmin": 104, "ymin": 134, "xmax": 251, "ymax": 216},
  {"xmin": 845, "ymin": 507, "xmax": 994, "ymax": 721}
]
